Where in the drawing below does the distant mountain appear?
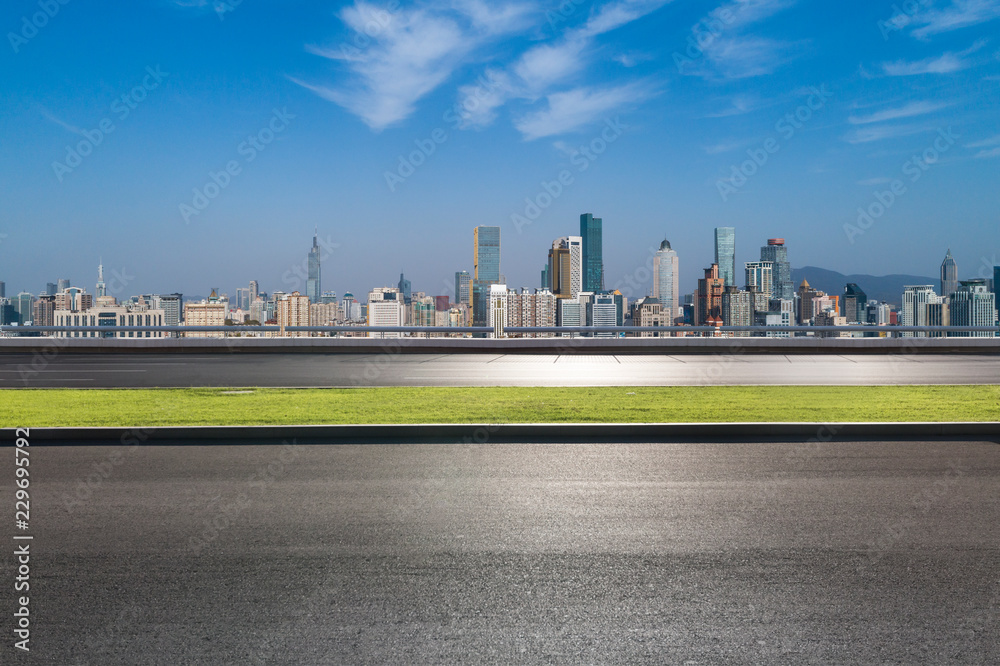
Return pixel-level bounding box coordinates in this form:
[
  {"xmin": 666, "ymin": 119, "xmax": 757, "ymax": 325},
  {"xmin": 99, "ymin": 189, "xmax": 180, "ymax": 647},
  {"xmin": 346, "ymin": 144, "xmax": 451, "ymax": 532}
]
[{"xmin": 791, "ymin": 266, "xmax": 938, "ymax": 306}]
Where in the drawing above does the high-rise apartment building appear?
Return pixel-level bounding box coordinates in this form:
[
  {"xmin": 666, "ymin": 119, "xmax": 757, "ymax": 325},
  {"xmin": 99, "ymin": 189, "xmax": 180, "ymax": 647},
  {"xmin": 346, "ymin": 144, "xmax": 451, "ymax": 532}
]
[
  {"xmin": 367, "ymin": 287, "xmax": 404, "ymax": 338},
  {"xmin": 183, "ymin": 299, "xmax": 227, "ymax": 338},
  {"xmin": 694, "ymin": 264, "xmax": 725, "ymax": 326},
  {"xmin": 454, "ymin": 271, "xmax": 471, "ymax": 307},
  {"xmin": 580, "ymin": 213, "xmax": 603, "ymax": 292},
  {"xmin": 720, "ymin": 286, "xmax": 752, "ymax": 335},
  {"xmin": 547, "ymin": 236, "xmax": 583, "ymax": 299},
  {"xmin": 307, "ymin": 231, "xmax": 322, "ymax": 304},
  {"xmin": 760, "ymin": 239, "xmax": 792, "ymax": 300},
  {"xmin": 940, "ymin": 249, "xmax": 957, "ymax": 298},
  {"xmin": 745, "ymin": 261, "xmax": 774, "ymax": 297},
  {"xmin": 653, "ymin": 239, "xmax": 679, "ymax": 322},
  {"xmin": 902, "ymin": 285, "xmax": 940, "ymax": 337},
  {"xmin": 949, "ymin": 280, "xmax": 996, "ymax": 337},
  {"xmin": 277, "ymin": 291, "xmax": 310, "ymax": 337},
  {"xmin": 714, "ymin": 227, "xmax": 735, "ymax": 287}
]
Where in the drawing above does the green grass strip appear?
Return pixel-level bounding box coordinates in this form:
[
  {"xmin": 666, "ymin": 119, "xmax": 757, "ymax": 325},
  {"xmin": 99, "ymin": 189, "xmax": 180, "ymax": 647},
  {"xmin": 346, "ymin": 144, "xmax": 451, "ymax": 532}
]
[{"xmin": 2, "ymin": 386, "xmax": 999, "ymax": 427}]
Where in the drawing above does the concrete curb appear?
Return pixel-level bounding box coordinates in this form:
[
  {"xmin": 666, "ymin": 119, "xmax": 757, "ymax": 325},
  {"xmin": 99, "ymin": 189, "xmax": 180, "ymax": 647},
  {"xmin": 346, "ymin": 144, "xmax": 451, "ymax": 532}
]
[{"xmin": 4, "ymin": 422, "xmax": 999, "ymax": 445}]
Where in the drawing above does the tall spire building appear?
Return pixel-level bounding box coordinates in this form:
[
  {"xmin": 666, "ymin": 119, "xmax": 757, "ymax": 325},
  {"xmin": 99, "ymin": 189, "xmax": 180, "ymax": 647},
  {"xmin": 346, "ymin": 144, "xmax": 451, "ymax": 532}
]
[
  {"xmin": 96, "ymin": 260, "xmax": 107, "ymax": 298},
  {"xmin": 941, "ymin": 249, "xmax": 957, "ymax": 298},
  {"xmin": 307, "ymin": 230, "xmax": 321, "ymax": 304}
]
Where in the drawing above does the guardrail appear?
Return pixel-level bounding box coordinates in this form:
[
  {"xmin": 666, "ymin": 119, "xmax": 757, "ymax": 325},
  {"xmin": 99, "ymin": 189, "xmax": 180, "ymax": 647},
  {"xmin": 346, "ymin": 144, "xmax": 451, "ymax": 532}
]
[{"xmin": 1, "ymin": 325, "xmax": 997, "ymax": 336}]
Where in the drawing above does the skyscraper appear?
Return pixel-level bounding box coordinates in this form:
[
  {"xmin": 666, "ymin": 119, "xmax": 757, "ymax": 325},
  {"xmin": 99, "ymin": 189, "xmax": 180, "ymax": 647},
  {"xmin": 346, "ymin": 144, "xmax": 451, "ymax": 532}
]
[
  {"xmin": 760, "ymin": 238, "xmax": 792, "ymax": 300},
  {"xmin": 454, "ymin": 271, "xmax": 471, "ymax": 307},
  {"xmin": 652, "ymin": 239, "xmax": 679, "ymax": 321},
  {"xmin": 745, "ymin": 261, "xmax": 774, "ymax": 297},
  {"xmin": 57, "ymin": 279, "xmax": 70, "ymax": 293},
  {"xmin": 902, "ymin": 285, "xmax": 940, "ymax": 337},
  {"xmin": 547, "ymin": 236, "xmax": 583, "ymax": 299},
  {"xmin": 472, "ymin": 226, "xmax": 501, "ymax": 326},
  {"xmin": 940, "ymin": 249, "xmax": 957, "ymax": 298},
  {"xmin": 474, "ymin": 226, "xmax": 501, "ymax": 283},
  {"xmin": 0, "ymin": 281, "xmax": 5, "ymax": 298},
  {"xmin": 249, "ymin": 280, "xmax": 260, "ymax": 304},
  {"xmin": 949, "ymin": 280, "xmax": 996, "ymax": 337},
  {"xmin": 694, "ymin": 264, "xmax": 725, "ymax": 326},
  {"xmin": 843, "ymin": 283, "xmax": 868, "ymax": 324},
  {"xmin": 307, "ymin": 231, "xmax": 321, "ymax": 304},
  {"xmin": 398, "ymin": 273, "xmax": 412, "ymax": 304},
  {"xmin": 580, "ymin": 213, "xmax": 603, "ymax": 292},
  {"xmin": 714, "ymin": 227, "xmax": 735, "ymax": 287},
  {"xmin": 96, "ymin": 261, "xmax": 107, "ymax": 298}
]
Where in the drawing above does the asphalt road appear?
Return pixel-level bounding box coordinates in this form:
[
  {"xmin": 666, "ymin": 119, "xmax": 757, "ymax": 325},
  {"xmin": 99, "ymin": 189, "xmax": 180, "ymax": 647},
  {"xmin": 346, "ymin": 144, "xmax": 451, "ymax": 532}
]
[
  {"xmin": 4, "ymin": 440, "xmax": 998, "ymax": 664},
  {"xmin": 3, "ymin": 352, "xmax": 1000, "ymax": 387}
]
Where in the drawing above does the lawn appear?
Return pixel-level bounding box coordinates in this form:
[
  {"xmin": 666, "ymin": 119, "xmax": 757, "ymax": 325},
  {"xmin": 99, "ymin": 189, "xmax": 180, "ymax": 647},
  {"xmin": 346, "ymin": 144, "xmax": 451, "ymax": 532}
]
[{"xmin": 3, "ymin": 385, "xmax": 999, "ymax": 427}]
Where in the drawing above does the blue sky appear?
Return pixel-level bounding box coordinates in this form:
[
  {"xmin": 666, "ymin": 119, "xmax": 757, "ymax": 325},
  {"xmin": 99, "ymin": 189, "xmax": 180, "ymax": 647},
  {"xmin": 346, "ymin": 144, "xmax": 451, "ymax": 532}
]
[{"xmin": 2, "ymin": 0, "xmax": 999, "ymax": 301}]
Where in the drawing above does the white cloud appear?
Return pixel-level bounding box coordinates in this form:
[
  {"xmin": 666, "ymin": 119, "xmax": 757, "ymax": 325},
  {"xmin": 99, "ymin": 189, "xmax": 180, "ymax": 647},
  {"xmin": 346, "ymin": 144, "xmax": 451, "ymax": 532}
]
[
  {"xmin": 453, "ymin": 0, "xmax": 671, "ymax": 139},
  {"xmin": 513, "ymin": 40, "xmax": 587, "ymax": 94},
  {"xmin": 881, "ymin": 40, "xmax": 987, "ymax": 75},
  {"xmin": 298, "ymin": 1, "xmax": 530, "ymax": 131},
  {"xmin": 973, "ymin": 145, "xmax": 1000, "ymax": 158},
  {"xmin": 843, "ymin": 123, "xmax": 934, "ymax": 144},
  {"xmin": 680, "ymin": 0, "xmax": 800, "ymax": 79},
  {"xmin": 514, "ymin": 82, "xmax": 650, "ymax": 140},
  {"xmin": 847, "ymin": 101, "xmax": 949, "ymax": 125},
  {"xmin": 701, "ymin": 36, "xmax": 799, "ymax": 79},
  {"xmin": 966, "ymin": 134, "xmax": 1000, "ymax": 157},
  {"xmin": 909, "ymin": 0, "xmax": 1000, "ymax": 39}
]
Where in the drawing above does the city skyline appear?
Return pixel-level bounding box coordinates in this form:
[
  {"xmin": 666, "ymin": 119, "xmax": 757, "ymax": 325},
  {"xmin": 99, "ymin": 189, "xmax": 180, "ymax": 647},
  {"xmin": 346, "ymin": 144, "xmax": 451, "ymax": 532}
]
[
  {"xmin": 1, "ymin": 225, "xmax": 991, "ymax": 307},
  {"xmin": 2, "ymin": 1, "xmax": 999, "ymax": 300}
]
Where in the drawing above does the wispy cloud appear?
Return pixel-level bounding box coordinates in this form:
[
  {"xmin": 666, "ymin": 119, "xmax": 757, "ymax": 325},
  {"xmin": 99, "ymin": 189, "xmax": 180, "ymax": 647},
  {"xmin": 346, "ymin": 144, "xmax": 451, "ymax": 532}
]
[
  {"xmin": 455, "ymin": 0, "xmax": 671, "ymax": 139},
  {"xmin": 703, "ymin": 139, "xmax": 751, "ymax": 154},
  {"xmin": 39, "ymin": 107, "xmax": 85, "ymax": 136},
  {"xmin": 298, "ymin": 1, "xmax": 532, "ymax": 131},
  {"xmin": 701, "ymin": 36, "xmax": 801, "ymax": 79},
  {"xmin": 881, "ymin": 40, "xmax": 987, "ymax": 75},
  {"xmin": 514, "ymin": 82, "xmax": 651, "ymax": 140},
  {"xmin": 847, "ymin": 100, "xmax": 949, "ymax": 125},
  {"xmin": 843, "ymin": 123, "xmax": 935, "ymax": 144},
  {"xmin": 966, "ymin": 133, "xmax": 1000, "ymax": 157},
  {"xmin": 682, "ymin": 0, "xmax": 801, "ymax": 80},
  {"xmin": 704, "ymin": 95, "xmax": 769, "ymax": 118},
  {"xmin": 909, "ymin": 0, "xmax": 1000, "ymax": 39}
]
